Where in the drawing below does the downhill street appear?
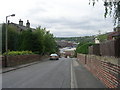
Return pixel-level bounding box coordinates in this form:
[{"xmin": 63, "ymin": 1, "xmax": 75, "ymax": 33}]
[{"xmin": 2, "ymin": 58, "xmax": 105, "ymax": 88}]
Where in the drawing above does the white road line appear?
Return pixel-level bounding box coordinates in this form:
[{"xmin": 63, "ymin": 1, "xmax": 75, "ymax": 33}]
[
  {"xmin": 71, "ymin": 59, "xmax": 78, "ymax": 88},
  {"xmin": 71, "ymin": 59, "xmax": 74, "ymax": 88}
]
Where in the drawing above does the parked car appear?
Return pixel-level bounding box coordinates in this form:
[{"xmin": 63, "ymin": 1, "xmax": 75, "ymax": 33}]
[{"xmin": 50, "ymin": 54, "xmax": 59, "ymax": 60}]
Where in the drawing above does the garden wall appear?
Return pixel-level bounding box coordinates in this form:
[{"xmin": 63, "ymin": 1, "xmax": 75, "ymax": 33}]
[
  {"xmin": 77, "ymin": 54, "xmax": 120, "ymax": 88},
  {"xmin": 2, "ymin": 54, "xmax": 48, "ymax": 67}
]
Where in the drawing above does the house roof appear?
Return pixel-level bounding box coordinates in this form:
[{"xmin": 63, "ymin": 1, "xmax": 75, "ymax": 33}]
[
  {"xmin": 112, "ymin": 32, "xmax": 120, "ymax": 37},
  {"xmin": 10, "ymin": 22, "xmax": 35, "ymax": 31}
]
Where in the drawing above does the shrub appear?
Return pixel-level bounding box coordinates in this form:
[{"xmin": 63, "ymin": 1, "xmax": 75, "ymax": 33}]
[
  {"xmin": 3, "ymin": 51, "xmax": 34, "ymax": 56},
  {"xmin": 76, "ymin": 43, "xmax": 95, "ymax": 54}
]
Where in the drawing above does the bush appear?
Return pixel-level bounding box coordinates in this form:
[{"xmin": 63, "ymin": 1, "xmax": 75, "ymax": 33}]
[
  {"xmin": 76, "ymin": 43, "xmax": 95, "ymax": 54},
  {"xmin": 3, "ymin": 51, "xmax": 34, "ymax": 56}
]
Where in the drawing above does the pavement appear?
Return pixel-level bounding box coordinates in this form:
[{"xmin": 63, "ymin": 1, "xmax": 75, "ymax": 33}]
[
  {"xmin": 72, "ymin": 59, "xmax": 106, "ymax": 88},
  {"xmin": 1, "ymin": 58, "xmax": 49, "ymax": 74}
]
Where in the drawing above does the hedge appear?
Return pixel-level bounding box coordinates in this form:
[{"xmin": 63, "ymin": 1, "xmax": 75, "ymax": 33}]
[{"xmin": 3, "ymin": 51, "xmax": 34, "ymax": 56}]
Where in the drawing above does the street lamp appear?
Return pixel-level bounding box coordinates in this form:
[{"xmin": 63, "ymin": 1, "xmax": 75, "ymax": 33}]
[{"xmin": 5, "ymin": 14, "xmax": 15, "ymax": 67}]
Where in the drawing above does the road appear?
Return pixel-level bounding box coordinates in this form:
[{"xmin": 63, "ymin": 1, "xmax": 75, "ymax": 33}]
[{"xmin": 2, "ymin": 58, "xmax": 105, "ymax": 88}]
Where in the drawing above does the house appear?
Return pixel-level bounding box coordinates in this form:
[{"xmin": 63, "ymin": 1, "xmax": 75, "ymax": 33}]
[
  {"xmin": 8, "ymin": 19, "xmax": 35, "ymax": 32},
  {"xmin": 59, "ymin": 47, "xmax": 76, "ymax": 58},
  {"xmin": 107, "ymin": 27, "xmax": 120, "ymax": 40}
]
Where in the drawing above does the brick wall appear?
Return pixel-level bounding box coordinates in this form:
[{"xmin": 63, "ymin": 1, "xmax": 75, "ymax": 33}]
[
  {"xmin": 2, "ymin": 54, "xmax": 47, "ymax": 67},
  {"xmin": 77, "ymin": 54, "xmax": 120, "ymax": 88}
]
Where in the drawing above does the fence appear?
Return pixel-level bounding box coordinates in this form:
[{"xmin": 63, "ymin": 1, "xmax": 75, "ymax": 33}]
[
  {"xmin": 77, "ymin": 54, "xmax": 120, "ymax": 88},
  {"xmin": 89, "ymin": 38, "xmax": 120, "ymax": 57},
  {"xmin": 89, "ymin": 44, "xmax": 100, "ymax": 56}
]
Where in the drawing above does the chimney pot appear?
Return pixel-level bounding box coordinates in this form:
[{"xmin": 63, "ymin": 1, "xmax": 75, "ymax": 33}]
[
  {"xmin": 19, "ymin": 19, "xmax": 23, "ymax": 26},
  {"xmin": 26, "ymin": 20, "xmax": 30, "ymax": 28}
]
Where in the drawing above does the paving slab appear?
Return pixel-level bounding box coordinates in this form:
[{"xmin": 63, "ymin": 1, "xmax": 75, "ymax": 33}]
[{"xmin": 72, "ymin": 59, "xmax": 106, "ymax": 88}]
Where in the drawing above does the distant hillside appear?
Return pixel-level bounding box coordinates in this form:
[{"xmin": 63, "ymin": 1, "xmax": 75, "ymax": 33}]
[
  {"xmin": 55, "ymin": 36, "xmax": 95, "ymax": 43},
  {"xmin": 96, "ymin": 33, "xmax": 108, "ymax": 42},
  {"xmin": 55, "ymin": 33, "xmax": 108, "ymax": 44}
]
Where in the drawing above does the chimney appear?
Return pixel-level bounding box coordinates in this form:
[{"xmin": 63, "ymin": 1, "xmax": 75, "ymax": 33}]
[
  {"xmin": 19, "ymin": 19, "xmax": 23, "ymax": 26},
  {"xmin": 26, "ymin": 20, "xmax": 30, "ymax": 28},
  {"xmin": 8, "ymin": 20, "xmax": 10, "ymax": 25}
]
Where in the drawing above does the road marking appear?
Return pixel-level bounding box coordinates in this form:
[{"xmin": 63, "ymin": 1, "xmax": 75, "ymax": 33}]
[
  {"xmin": 71, "ymin": 59, "xmax": 78, "ymax": 88},
  {"xmin": 71, "ymin": 59, "xmax": 74, "ymax": 88},
  {"xmin": 73, "ymin": 59, "xmax": 79, "ymax": 67}
]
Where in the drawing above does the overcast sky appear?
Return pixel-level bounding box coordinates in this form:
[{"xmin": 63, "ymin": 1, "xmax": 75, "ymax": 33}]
[{"xmin": 0, "ymin": 0, "xmax": 114, "ymax": 37}]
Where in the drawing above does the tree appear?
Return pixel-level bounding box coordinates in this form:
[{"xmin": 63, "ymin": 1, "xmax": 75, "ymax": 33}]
[
  {"xmin": 76, "ymin": 42, "xmax": 95, "ymax": 54},
  {"xmin": 2, "ymin": 24, "xmax": 6, "ymax": 53},
  {"xmin": 19, "ymin": 30, "xmax": 33, "ymax": 51},
  {"xmin": 8, "ymin": 25, "xmax": 19, "ymax": 51},
  {"xmin": 33, "ymin": 27, "xmax": 45, "ymax": 54},
  {"xmin": 44, "ymin": 31, "xmax": 58, "ymax": 54},
  {"xmin": 89, "ymin": 0, "xmax": 120, "ymax": 26},
  {"xmin": 2, "ymin": 23, "xmax": 58, "ymax": 55}
]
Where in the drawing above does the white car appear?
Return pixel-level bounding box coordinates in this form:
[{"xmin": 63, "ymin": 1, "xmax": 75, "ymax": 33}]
[{"xmin": 50, "ymin": 54, "xmax": 59, "ymax": 60}]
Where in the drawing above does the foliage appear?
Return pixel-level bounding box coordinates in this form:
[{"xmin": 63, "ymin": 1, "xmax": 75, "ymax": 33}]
[
  {"xmin": 19, "ymin": 29, "xmax": 34, "ymax": 51},
  {"xmin": 89, "ymin": 0, "xmax": 120, "ymax": 26},
  {"xmin": 3, "ymin": 51, "xmax": 33, "ymax": 56},
  {"xmin": 2, "ymin": 24, "xmax": 58, "ymax": 55},
  {"xmin": 0, "ymin": 24, "xmax": 2, "ymax": 53},
  {"xmin": 76, "ymin": 42, "xmax": 95, "ymax": 54},
  {"xmin": 8, "ymin": 25, "xmax": 19, "ymax": 51},
  {"xmin": 44, "ymin": 31, "xmax": 58, "ymax": 54},
  {"xmin": 96, "ymin": 33, "xmax": 108, "ymax": 42},
  {"xmin": 56, "ymin": 36, "xmax": 94, "ymax": 43},
  {"xmin": 2, "ymin": 24, "xmax": 6, "ymax": 53}
]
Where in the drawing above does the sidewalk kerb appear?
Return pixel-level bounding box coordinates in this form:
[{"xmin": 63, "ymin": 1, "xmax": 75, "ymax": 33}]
[{"xmin": 1, "ymin": 58, "xmax": 49, "ymax": 74}]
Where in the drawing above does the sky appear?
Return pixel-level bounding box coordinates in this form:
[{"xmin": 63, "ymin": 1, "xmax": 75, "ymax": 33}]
[{"xmin": 0, "ymin": 0, "xmax": 115, "ymax": 37}]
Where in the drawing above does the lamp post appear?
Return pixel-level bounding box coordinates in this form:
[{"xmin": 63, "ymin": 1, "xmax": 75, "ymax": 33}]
[{"xmin": 5, "ymin": 14, "xmax": 15, "ymax": 67}]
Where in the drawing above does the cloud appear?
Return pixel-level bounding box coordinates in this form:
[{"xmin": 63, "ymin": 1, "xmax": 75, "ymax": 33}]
[{"xmin": 0, "ymin": 0, "xmax": 114, "ymax": 37}]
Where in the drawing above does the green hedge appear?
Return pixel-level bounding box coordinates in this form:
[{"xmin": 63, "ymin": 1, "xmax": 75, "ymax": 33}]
[
  {"xmin": 3, "ymin": 51, "xmax": 34, "ymax": 56},
  {"xmin": 76, "ymin": 43, "xmax": 95, "ymax": 54}
]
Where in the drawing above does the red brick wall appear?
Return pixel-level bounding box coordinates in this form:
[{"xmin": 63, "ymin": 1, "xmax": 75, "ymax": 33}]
[
  {"xmin": 2, "ymin": 54, "xmax": 47, "ymax": 67},
  {"xmin": 77, "ymin": 54, "xmax": 120, "ymax": 88}
]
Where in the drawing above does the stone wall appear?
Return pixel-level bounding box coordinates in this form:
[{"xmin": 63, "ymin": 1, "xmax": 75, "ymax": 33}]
[
  {"xmin": 2, "ymin": 54, "xmax": 47, "ymax": 67},
  {"xmin": 77, "ymin": 54, "xmax": 120, "ymax": 88}
]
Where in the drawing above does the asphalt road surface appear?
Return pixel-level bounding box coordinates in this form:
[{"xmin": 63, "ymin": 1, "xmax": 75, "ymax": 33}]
[{"xmin": 2, "ymin": 57, "xmax": 105, "ymax": 88}]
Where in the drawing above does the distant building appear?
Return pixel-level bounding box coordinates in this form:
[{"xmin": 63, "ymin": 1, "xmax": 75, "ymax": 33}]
[
  {"xmin": 59, "ymin": 47, "xmax": 76, "ymax": 58},
  {"xmin": 108, "ymin": 27, "xmax": 120, "ymax": 40},
  {"xmin": 56, "ymin": 40, "xmax": 77, "ymax": 48},
  {"xmin": 95, "ymin": 38, "xmax": 100, "ymax": 44}
]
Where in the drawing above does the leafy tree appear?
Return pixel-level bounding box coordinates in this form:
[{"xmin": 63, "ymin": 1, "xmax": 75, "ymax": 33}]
[
  {"xmin": 89, "ymin": 0, "xmax": 120, "ymax": 26},
  {"xmin": 2, "ymin": 24, "xmax": 6, "ymax": 53},
  {"xmin": 19, "ymin": 29, "xmax": 33, "ymax": 51},
  {"xmin": 76, "ymin": 42, "xmax": 95, "ymax": 54},
  {"xmin": 0, "ymin": 24, "xmax": 2, "ymax": 53},
  {"xmin": 8, "ymin": 25, "xmax": 19, "ymax": 51},
  {"xmin": 2, "ymin": 24, "xmax": 58, "ymax": 55},
  {"xmin": 44, "ymin": 31, "xmax": 57, "ymax": 54},
  {"xmin": 33, "ymin": 27, "xmax": 45, "ymax": 54}
]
